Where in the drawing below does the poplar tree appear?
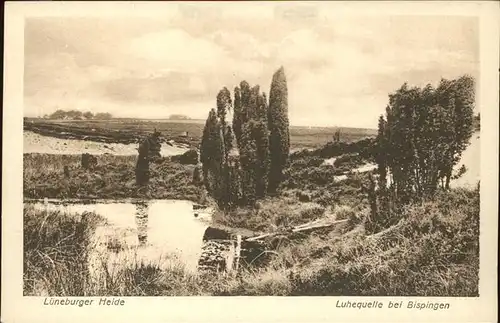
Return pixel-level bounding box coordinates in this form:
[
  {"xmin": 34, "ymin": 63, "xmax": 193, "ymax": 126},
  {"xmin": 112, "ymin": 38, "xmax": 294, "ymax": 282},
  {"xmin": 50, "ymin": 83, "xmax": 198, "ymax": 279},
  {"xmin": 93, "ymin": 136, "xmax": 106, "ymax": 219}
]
[
  {"xmin": 200, "ymin": 109, "xmax": 223, "ymax": 198},
  {"xmin": 267, "ymin": 66, "xmax": 290, "ymax": 194},
  {"xmin": 237, "ymin": 85, "xmax": 271, "ymax": 203},
  {"xmin": 200, "ymin": 88, "xmax": 236, "ymax": 210},
  {"xmin": 233, "ymin": 86, "xmax": 243, "ymax": 150},
  {"xmin": 254, "ymin": 90, "xmax": 270, "ymax": 197}
]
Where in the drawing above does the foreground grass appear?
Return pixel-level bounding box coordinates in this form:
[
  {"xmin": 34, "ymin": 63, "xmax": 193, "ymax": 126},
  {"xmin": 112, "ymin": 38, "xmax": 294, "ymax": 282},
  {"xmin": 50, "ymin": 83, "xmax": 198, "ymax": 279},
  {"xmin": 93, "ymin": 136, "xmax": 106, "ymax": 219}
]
[
  {"xmin": 286, "ymin": 188, "xmax": 480, "ymax": 296},
  {"xmin": 24, "ymin": 206, "xmax": 104, "ymax": 296},
  {"xmin": 24, "ymin": 153, "xmax": 207, "ymax": 204},
  {"xmin": 24, "ymin": 187, "xmax": 479, "ymax": 296}
]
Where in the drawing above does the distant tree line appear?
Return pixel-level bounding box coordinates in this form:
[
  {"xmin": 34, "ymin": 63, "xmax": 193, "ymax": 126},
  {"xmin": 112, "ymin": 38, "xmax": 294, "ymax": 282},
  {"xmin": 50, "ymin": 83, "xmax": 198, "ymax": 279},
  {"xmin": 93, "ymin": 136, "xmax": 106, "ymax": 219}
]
[
  {"xmin": 168, "ymin": 114, "xmax": 191, "ymax": 120},
  {"xmin": 200, "ymin": 67, "xmax": 290, "ymax": 210},
  {"xmin": 368, "ymin": 75, "xmax": 476, "ymax": 233},
  {"xmin": 43, "ymin": 109, "xmax": 113, "ymax": 120}
]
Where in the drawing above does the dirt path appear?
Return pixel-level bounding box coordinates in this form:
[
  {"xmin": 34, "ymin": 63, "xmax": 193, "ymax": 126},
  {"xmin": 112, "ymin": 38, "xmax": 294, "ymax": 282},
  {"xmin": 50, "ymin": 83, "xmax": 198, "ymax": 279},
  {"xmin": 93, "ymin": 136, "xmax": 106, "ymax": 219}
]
[{"xmin": 24, "ymin": 131, "xmax": 188, "ymax": 156}]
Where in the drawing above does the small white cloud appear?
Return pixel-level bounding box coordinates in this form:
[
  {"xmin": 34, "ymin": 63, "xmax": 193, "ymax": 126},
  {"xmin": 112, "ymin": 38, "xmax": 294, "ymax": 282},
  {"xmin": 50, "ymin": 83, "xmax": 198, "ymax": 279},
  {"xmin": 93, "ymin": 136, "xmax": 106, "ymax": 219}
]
[{"xmin": 127, "ymin": 29, "xmax": 229, "ymax": 73}]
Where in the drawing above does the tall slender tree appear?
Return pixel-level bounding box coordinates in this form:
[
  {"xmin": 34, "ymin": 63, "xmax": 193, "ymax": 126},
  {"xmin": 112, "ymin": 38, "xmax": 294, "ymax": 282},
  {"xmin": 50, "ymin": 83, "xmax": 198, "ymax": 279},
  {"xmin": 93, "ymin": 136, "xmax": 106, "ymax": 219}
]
[
  {"xmin": 254, "ymin": 90, "xmax": 270, "ymax": 197},
  {"xmin": 200, "ymin": 109, "xmax": 223, "ymax": 201},
  {"xmin": 237, "ymin": 85, "xmax": 271, "ymax": 202},
  {"xmin": 233, "ymin": 86, "xmax": 243, "ymax": 150},
  {"xmin": 267, "ymin": 66, "xmax": 290, "ymax": 194},
  {"xmin": 200, "ymin": 88, "xmax": 237, "ymax": 210}
]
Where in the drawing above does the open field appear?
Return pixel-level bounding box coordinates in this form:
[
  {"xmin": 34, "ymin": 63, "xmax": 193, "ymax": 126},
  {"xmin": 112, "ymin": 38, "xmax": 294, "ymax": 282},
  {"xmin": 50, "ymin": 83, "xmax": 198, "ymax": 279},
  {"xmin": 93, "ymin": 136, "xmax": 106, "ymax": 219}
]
[{"xmin": 24, "ymin": 118, "xmax": 377, "ymax": 150}]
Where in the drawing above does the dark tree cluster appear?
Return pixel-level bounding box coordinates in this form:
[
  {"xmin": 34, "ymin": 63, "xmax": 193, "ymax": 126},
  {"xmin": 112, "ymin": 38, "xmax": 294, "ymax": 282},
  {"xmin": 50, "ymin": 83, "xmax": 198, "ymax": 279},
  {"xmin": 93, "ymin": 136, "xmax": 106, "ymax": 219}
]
[
  {"xmin": 368, "ymin": 75, "xmax": 476, "ymax": 233},
  {"xmin": 200, "ymin": 67, "xmax": 290, "ymax": 210}
]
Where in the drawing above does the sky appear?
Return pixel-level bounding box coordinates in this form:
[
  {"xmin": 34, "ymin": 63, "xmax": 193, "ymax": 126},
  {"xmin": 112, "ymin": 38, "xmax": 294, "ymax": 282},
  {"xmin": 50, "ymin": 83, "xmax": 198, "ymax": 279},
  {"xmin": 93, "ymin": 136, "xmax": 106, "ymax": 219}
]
[{"xmin": 24, "ymin": 5, "xmax": 479, "ymax": 128}]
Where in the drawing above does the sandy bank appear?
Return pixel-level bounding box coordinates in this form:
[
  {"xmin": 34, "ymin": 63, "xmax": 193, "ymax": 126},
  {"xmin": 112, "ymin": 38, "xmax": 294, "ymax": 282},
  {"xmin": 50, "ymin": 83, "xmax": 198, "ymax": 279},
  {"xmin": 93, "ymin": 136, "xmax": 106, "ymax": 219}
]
[{"xmin": 24, "ymin": 131, "xmax": 188, "ymax": 156}]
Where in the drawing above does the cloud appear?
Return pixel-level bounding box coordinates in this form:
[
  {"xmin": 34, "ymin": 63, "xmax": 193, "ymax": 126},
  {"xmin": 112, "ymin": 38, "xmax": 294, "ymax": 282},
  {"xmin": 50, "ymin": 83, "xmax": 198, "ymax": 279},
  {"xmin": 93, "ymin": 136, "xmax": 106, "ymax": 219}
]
[
  {"xmin": 24, "ymin": 13, "xmax": 478, "ymax": 128},
  {"xmin": 127, "ymin": 29, "xmax": 229, "ymax": 73},
  {"xmin": 99, "ymin": 72, "xmax": 211, "ymax": 105}
]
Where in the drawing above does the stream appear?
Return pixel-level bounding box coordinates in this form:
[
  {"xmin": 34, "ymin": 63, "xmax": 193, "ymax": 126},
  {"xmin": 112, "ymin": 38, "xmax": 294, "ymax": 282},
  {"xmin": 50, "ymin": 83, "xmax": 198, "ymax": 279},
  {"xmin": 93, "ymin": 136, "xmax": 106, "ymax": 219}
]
[{"xmin": 26, "ymin": 199, "xmax": 215, "ymax": 276}]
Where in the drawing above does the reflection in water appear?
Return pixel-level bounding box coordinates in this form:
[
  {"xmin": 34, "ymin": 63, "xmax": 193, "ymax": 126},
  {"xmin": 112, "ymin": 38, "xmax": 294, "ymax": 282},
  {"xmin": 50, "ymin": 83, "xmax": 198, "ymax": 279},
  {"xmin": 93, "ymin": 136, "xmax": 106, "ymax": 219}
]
[
  {"xmin": 134, "ymin": 201, "xmax": 149, "ymax": 246},
  {"xmin": 26, "ymin": 199, "xmax": 214, "ymax": 273}
]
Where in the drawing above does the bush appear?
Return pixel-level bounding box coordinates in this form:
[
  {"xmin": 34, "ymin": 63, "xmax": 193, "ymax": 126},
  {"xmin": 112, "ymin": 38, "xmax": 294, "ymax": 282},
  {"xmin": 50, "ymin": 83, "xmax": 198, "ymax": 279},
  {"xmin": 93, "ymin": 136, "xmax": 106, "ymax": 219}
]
[
  {"xmin": 172, "ymin": 149, "xmax": 199, "ymax": 165},
  {"xmin": 333, "ymin": 154, "xmax": 365, "ymax": 168},
  {"xmin": 297, "ymin": 190, "xmax": 312, "ymax": 202},
  {"xmin": 307, "ymin": 157, "xmax": 324, "ymax": 167},
  {"xmin": 299, "ymin": 204, "xmax": 326, "ymax": 221},
  {"xmin": 313, "ymin": 138, "xmax": 376, "ymax": 159}
]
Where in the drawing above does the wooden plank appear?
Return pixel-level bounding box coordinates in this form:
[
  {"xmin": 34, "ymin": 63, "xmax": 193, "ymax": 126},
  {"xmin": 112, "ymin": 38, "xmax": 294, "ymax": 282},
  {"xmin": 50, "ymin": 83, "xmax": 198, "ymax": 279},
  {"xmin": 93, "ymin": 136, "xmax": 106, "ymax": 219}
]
[
  {"xmin": 292, "ymin": 219, "xmax": 348, "ymax": 233},
  {"xmin": 245, "ymin": 219, "xmax": 349, "ymax": 242}
]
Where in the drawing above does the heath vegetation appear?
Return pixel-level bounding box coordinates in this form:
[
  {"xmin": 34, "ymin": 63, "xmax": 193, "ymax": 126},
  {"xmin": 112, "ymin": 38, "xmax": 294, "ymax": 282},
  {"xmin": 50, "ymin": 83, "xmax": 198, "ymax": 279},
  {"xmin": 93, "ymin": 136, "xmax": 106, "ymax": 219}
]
[{"xmin": 24, "ymin": 70, "xmax": 479, "ymax": 296}]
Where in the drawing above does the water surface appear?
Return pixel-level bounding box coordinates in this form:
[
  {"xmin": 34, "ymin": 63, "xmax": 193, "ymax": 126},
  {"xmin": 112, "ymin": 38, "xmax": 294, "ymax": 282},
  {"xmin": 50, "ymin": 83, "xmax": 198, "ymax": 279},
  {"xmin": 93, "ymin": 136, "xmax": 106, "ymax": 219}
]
[{"xmin": 27, "ymin": 199, "xmax": 213, "ymax": 274}]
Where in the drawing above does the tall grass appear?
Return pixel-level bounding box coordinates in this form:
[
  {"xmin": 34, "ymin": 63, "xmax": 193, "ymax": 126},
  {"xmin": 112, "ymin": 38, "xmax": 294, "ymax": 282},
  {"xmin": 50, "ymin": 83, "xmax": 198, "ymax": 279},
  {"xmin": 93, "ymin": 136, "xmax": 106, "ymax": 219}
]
[
  {"xmin": 24, "ymin": 187, "xmax": 479, "ymax": 296},
  {"xmin": 24, "ymin": 205, "xmax": 104, "ymax": 295},
  {"xmin": 213, "ymin": 196, "xmax": 326, "ymax": 233},
  {"xmin": 24, "ymin": 153, "xmax": 206, "ymax": 203},
  {"xmin": 287, "ymin": 188, "xmax": 480, "ymax": 296}
]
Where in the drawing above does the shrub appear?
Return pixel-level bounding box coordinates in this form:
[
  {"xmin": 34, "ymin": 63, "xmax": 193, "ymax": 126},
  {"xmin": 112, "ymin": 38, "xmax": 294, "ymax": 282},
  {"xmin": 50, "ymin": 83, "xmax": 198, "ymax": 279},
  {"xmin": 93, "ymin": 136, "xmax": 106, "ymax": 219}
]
[
  {"xmin": 297, "ymin": 190, "xmax": 312, "ymax": 202},
  {"xmin": 172, "ymin": 149, "xmax": 199, "ymax": 165},
  {"xmin": 375, "ymin": 76, "xmax": 475, "ymax": 204},
  {"xmin": 299, "ymin": 204, "xmax": 326, "ymax": 221},
  {"xmin": 333, "ymin": 154, "xmax": 365, "ymax": 168},
  {"xmin": 307, "ymin": 157, "xmax": 324, "ymax": 167}
]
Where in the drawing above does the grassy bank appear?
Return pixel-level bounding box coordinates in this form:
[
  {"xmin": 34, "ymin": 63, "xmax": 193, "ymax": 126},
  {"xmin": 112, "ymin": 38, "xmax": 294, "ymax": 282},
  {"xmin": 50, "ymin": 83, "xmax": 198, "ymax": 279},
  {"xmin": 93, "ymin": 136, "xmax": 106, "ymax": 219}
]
[
  {"xmin": 287, "ymin": 187, "xmax": 480, "ymax": 296},
  {"xmin": 24, "ymin": 186, "xmax": 479, "ymax": 296},
  {"xmin": 24, "ymin": 206, "xmax": 104, "ymax": 295},
  {"xmin": 24, "ymin": 153, "xmax": 207, "ymax": 204},
  {"xmin": 212, "ymin": 153, "xmax": 372, "ymax": 233}
]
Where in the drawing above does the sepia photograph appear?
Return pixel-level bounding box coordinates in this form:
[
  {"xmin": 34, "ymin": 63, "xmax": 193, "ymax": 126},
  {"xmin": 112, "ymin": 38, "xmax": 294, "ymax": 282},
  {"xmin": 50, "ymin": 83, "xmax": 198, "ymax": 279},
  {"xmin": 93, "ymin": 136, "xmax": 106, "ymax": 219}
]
[
  {"xmin": 21, "ymin": 6, "xmax": 482, "ymax": 297},
  {"xmin": 2, "ymin": 1, "xmax": 499, "ymax": 322}
]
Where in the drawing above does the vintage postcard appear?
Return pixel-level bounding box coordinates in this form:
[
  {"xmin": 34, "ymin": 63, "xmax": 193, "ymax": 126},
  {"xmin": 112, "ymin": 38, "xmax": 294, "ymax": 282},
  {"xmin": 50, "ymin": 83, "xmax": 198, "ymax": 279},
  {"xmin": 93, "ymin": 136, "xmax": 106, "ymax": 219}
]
[{"xmin": 2, "ymin": 1, "xmax": 499, "ymax": 322}]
